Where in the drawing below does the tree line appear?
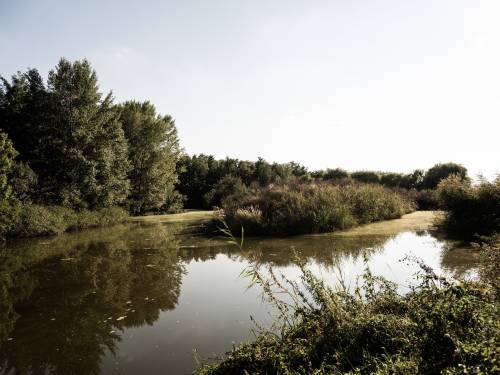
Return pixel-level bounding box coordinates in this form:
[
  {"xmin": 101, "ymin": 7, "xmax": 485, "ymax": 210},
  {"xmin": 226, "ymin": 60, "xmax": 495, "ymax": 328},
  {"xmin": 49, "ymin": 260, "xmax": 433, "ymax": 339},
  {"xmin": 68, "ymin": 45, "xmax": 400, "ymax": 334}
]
[
  {"xmin": 177, "ymin": 154, "xmax": 468, "ymax": 209},
  {"xmin": 0, "ymin": 57, "xmax": 472, "ymax": 238}
]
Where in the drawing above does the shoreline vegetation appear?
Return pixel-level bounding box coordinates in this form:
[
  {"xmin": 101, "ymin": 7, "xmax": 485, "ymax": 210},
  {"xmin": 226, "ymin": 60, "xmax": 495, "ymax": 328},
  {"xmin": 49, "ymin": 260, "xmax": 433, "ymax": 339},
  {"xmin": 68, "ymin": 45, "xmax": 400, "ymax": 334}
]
[
  {"xmin": 0, "ymin": 57, "xmax": 497, "ymax": 243},
  {"xmin": 197, "ymin": 239, "xmax": 499, "ymax": 375},
  {"xmin": 217, "ymin": 183, "xmax": 415, "ymax": 236}
]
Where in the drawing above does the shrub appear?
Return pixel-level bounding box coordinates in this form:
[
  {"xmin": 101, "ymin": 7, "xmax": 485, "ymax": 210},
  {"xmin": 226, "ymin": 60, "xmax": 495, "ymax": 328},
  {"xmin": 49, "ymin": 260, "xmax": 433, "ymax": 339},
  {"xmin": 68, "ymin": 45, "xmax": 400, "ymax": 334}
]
[
  {"xmin": 204, "ymin": 176, "xmax": 248, "ymax": 208},
  {"xmin": 221, "ymin": 183, "xmax": 414, "ymax": 235},
  {"xmin": 0, "ymin": 198, "xmax": 21, "ymax": 240},
  {"xmin": 414, "ymin": 189, "xmax": 440, "ymax": 210},
  {"xmin": 7, "ymin": 204, "xmax": 129, "ymax": 238},
  {"xmin": 10, "ymin": 204, "xmax": 72, "ymax": 237},
  {"xmin": 351, "ymin": 171, "xmax": 381, "ymax": 184},
  {"xmin": 423, "ymin": 163, "xmax": 468, "ymax": 189},
  {"xmin": 323, "ymin": 168, "xmax": 349, "ymax": 180},
  {"xmin": 437, "ymin": 175, "xmax": 500, "ymax": 237}
]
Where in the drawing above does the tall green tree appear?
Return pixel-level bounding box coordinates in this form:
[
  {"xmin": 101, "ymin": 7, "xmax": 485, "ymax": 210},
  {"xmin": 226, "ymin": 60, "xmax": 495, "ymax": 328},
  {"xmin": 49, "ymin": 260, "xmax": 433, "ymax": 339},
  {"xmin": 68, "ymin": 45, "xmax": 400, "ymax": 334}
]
[
  {"xmin": 0, "ymin": 132, "xmax": 17, "ymax": 200},
  {"xmin": 0, "ymin": 69, "xmax": 49, "ymax": 200},
  {"xmin": 0, "ymin": 132, "xmax": 20, "ymax": 237},
  {"xmin": 119, "ymin": 101, "xmax": 181, "ymax": 214},
  {"xmin": 422, "ymin": 163, "xmax": 468, "ymax": 189},
  {"xmin": 44, "ymin": 58, "xmax": 130, "ymax": 207}
]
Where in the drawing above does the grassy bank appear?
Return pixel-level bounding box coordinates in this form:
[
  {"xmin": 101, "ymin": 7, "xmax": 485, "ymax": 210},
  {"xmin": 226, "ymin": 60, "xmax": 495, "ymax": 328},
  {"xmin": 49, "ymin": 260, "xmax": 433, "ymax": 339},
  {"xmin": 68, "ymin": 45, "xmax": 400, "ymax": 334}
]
[
  {"xmin": 131, "ymin": 209, "xmax": 214, "ymax": 224},
  {"xmin": 220, "ymin": 183, "xmax": 415, "ymax": 235},
  {"xmin": 198, "ymin": 240, "xmax": 499, "ymax": 374},
  {"xmin": 4, "ymin": 204, "xmax": 129, "ymax": 239}
]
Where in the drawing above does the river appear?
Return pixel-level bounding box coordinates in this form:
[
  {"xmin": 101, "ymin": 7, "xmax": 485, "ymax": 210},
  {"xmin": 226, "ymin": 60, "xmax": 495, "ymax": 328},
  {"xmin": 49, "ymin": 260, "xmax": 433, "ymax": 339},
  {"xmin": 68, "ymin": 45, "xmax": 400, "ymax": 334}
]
[{"xmin": 0, "ymin": 211, "xmax": 478, "ymax": 374}]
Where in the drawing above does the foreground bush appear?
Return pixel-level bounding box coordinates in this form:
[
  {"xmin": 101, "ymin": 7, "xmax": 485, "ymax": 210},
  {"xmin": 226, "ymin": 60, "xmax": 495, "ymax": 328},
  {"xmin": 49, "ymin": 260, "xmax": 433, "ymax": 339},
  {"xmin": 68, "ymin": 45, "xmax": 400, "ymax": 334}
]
[
  {"xmin": 198, "ymin": 243, "xmax": 499, "ymax": 375},
  {"xmin": 438, "ymin": 175, "xmax": 500, "ymax": 237},
  {"xmin": 7, "ymin": 204, "xmax": 129, "ymax": 238},
  {"xmin": 221, "ymin": 183, "xmax": 414, "ymax": 235}
]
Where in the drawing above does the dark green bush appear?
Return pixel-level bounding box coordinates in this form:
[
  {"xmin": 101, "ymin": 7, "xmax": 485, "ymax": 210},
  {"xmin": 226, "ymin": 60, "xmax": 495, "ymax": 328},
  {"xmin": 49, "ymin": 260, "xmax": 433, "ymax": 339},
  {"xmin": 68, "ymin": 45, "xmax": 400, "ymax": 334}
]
[
  {"xmin": 221, "ymin": 183, "xmax": 414, "ymax": 235},
  {"xmin": 423, "ymin": 163, "xmax": 468, "ymax": 189},
  {"xmin": 351, "ymin": 171, "xmax": 381, "ymax": 184},
  {"xmin": 438, "ymin": 175, "xmax": 500, "ymax": 237},
  {"xmin": 8, "ymin": 204, "xmax": 129, "ymax": 238},
  {"xmin": 415, "ymin": 189, "xmax": 440, "ymax": 210},
  {"xmin": 323, "ymin": 168, "xmax": 349, "ymax": 180},
  {"xmin": 204, "ymin": 176, "xmax": 248, "ymax": 208}
]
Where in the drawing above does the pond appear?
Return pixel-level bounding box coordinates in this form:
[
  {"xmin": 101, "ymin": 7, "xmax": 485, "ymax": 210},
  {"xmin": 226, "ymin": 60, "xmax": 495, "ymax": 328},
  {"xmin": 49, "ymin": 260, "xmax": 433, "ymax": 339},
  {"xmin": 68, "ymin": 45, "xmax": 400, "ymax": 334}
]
[{"xmin": 0, "ymin": 211, "xmax": 478, "ymax": 375}]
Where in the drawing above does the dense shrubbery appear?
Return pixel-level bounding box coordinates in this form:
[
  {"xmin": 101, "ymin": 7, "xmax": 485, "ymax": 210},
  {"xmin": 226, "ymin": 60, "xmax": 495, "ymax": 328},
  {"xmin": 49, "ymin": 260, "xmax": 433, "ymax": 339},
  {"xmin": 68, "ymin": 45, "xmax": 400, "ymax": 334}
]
[
  {"xmin": 220, "ymin": 183, "xmax": 415, "ymax": 235},
  {"xmin": 437, "ymin": 175, "xmax": 500, "ymax": 237},
  {"xmin": 7, "ymin": 204, "xmax": 129, "ymax": 238},
  {"xmin": 198, "ymin": 242, "xmax": 499, "ymax": 375},
  {"xmin": 176, "ymin": 155, "xmax": 310, "ymax": 209},
  {"xmin": 178, "ymin": 155, "xmax": 467, "ymax": 211}
]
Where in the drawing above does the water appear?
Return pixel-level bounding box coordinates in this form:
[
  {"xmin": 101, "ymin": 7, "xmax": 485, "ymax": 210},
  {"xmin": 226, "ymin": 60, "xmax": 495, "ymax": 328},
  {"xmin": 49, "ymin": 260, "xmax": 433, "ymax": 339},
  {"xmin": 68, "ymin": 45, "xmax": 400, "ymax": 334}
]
[{"xmin": 0, "ymin": 212, "xmax": 478, "ymax": 374}]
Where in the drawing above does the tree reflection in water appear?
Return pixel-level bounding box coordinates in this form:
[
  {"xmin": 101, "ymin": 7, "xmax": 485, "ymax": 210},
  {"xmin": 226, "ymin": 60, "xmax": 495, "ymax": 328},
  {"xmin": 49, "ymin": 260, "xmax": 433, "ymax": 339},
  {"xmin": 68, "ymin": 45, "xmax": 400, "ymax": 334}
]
[{"xmin": 0, "ymin": 223, "xmax": 185, "ymax": 375}]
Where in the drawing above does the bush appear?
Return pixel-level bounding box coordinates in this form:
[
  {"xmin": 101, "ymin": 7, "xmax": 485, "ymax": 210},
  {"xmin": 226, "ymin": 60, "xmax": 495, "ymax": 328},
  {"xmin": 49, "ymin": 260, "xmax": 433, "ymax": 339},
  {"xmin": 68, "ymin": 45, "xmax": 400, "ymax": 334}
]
[
  {"xmin": 0, "ymin": 198, "xmax": 21, "ymax": 240},
  {"xmin": 10, "ymin": 204, "xmax": 72, "ymax": 237},
  {"xmin": 437, "ymin": 175, "xmax": 500, "ymax": 237},
  {"xmin": 221, "ymin": 183, "xmax": 414, "ymax": 235},
  {"xmin": 204, "ymin": 176, "xmax": 248, "ymax": 208},
  {"xmin": 423, "ymin": 163, "xmax": 468, "ymax": 189},
  {"xmin": 7, "ymin": 204, "xmax": 129, "ymax": 238},
  {"xmin": 351, "ymin": 171, "xmax": 381, "ymax": 184},
  {"xmin": 414, "ymin": 189, "xmax": 440, "ymax": 210},
  {"xmin": 198, "ymin": 245, "xmax": 500, "ymax": 375}
]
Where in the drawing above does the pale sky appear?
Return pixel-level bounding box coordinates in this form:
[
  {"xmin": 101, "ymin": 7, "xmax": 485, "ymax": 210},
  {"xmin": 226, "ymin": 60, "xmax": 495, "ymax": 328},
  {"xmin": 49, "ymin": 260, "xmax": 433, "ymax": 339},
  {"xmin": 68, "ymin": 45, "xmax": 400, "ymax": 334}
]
[{"xmin": 1, "ymin": 0, "xmax": 499, "ymax": 178}]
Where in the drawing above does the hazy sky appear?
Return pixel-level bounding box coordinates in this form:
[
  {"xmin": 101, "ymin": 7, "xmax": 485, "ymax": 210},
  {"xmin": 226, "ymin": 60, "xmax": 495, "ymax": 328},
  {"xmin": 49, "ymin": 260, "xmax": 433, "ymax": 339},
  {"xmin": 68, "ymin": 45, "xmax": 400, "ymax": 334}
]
[{"xmin": 1, "ymin": 0, "xmax": 499, "ymax": 178}]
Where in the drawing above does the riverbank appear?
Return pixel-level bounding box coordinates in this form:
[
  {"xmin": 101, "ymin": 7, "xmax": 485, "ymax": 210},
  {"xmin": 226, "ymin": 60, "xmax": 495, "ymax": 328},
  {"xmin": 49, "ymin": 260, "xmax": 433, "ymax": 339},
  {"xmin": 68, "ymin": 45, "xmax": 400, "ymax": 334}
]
[{"xmin": 131, "ymin": 209, "xmax": 214, "ymax": 223}]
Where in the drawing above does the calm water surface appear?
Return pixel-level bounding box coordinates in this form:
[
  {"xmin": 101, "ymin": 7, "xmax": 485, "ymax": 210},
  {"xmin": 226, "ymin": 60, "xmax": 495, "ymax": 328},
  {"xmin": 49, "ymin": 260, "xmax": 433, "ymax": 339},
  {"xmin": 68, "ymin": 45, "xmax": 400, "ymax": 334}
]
[{"xmin": 0, "ymin": 212, "xmax": 478, "ymax": 374}]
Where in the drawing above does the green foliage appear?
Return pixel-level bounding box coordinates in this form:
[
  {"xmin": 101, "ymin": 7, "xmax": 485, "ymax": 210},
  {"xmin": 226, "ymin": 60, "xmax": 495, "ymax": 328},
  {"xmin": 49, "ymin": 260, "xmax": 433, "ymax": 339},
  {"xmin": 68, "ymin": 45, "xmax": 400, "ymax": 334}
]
[
  {"xmin": 204, "ymin": 175, "xmax": 248, "ymax": 208},
  {"xmin": 221, "ymin": 183, "xmax": 414, "ymax": 235},
  {"xmin": 0, "ymin": 69, "xmax": 49, "ymax": 169},
  {"xmin": 351, "ymin": 171, "xmax": 381, "ymax": 184},
  {"xmin": 46, "ymin": 58, "xmax": 131, "ymax": 207},
  {"xmin": 176, "ymin": 155, "xmax": 310, "ymax": 209},
  {"xmin": 9, "ymin": 204, "xmax": 129, "ymax": 238},
  {"xmin": 198, "ymin": 246, "xmax": 499, "ymax": 374},
  {"xmin": 9, "ymin": 161, "xmax": 37, "ymax": 202},
  {"xmin": 423, "ymin": 163, "xmax": 468, "ymax": 190},
  {"xmin": 380, "ymin": 172, "xmax": 403, "ymax": 188},
  {"xmin": 11, "ymin": 204, "xmax": 73, "ymax": 237},
  {"xmin": 0, "ymin": 199, "xmax": 21, "ymax": 240},
  {"xmin": 1, "ymin": 59, "xmax": 131, "ymax": 209},
  {"xmin": 437, "ymin": 175, "xmax": 500, "ymax": 237},
  {"xmin": 321, "ymin": 168, "xmax": 349, "ymax": 180},
  {"xmin": 414, "ymin": 189, "xmax": 440, "ymax": 210},
  {"xmin": 0, "ymin": 132, "xmax": 20, "ymax": 239},
  {"xmin": 119, "ymin": 101, "xmax": 181, "ymax": 214},
  {"xmin": 0, "ymin": 132, "xmax": 17, "ymax": 200}
]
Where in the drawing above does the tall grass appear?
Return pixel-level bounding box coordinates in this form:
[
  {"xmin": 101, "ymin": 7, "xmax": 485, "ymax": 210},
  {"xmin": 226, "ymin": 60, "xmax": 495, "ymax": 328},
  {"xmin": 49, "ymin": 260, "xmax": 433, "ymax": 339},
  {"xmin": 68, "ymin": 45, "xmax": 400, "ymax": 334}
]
[{"xmin": 220, "ymin": 183, "xmax": 415, "ymax": 235}]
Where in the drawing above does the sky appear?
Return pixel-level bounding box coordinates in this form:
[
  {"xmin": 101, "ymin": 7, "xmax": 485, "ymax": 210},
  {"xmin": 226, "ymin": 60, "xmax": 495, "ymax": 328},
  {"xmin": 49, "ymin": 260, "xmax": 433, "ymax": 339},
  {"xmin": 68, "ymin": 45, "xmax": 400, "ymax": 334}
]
[{"xmin": 1, "ymin": 0, "xmax": 499, "ymax": 178}]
